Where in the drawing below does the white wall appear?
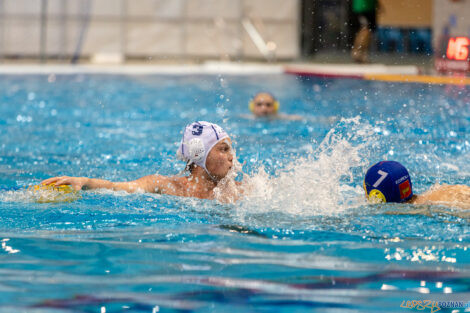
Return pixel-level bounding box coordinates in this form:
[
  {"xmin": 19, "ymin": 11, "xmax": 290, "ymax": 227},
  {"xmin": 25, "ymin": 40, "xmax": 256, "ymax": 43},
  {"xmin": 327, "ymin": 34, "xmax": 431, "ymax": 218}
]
[{"xmin": 0, "ymin": 0, "xmax": 300, "ymax": 61}]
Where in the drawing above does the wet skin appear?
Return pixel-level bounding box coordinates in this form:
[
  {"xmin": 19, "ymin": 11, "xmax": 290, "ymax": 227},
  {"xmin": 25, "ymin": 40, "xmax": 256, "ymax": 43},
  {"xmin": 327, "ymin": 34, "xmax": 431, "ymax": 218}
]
[{"xmin": 41, "ymin": 139, "xmax": 237, "ymax": 200}]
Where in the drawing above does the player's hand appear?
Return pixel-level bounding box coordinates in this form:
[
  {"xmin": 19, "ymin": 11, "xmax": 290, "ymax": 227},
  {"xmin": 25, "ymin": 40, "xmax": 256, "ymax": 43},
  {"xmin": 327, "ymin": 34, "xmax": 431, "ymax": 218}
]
[{"xmin": 40, "ymin": 176, "xmax": 89, "ymax": 191}]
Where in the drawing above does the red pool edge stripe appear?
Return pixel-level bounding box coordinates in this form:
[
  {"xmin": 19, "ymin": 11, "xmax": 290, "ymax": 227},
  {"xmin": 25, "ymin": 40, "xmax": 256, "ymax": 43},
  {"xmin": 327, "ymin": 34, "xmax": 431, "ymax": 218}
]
[
  {"xmin": 284, "ymin": 68, "xmax": 364, "ymax": 79},
  {"xmin": 284, "ymin": 66, "xmax": 470, "ymax": 85}
]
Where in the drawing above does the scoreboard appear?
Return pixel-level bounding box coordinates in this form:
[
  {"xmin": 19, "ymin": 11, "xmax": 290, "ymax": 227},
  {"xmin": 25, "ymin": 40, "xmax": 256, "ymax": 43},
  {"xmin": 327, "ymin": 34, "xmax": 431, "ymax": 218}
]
[{"xmin": 435, "ymin": 36, "xmax": 470, "ymax": 72}]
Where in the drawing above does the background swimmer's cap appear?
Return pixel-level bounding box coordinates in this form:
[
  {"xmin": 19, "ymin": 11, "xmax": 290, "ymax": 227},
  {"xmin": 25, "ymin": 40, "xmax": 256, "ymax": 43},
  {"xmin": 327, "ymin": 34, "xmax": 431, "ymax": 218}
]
[
  {"xmin": 177, "ymin": 121, "xmax": 229, "ymax": 173},
  {"xmin": 364, "ymin": 161, "xmax": 413, "ymax": 203},
  {"xmin": 249, "ymin": 93, "xmax": 280, "ymax": 113}
]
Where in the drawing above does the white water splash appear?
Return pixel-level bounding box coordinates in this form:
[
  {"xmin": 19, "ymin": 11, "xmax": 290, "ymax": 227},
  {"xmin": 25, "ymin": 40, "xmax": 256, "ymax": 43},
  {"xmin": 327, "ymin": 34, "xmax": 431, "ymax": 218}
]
[
  {"xmin": 0, "ymin": 188, "xmax": 42, "ymax": 203},
  {"xmin": 238, "ymin": 117, "xmax": 378, "ymax": 216}
]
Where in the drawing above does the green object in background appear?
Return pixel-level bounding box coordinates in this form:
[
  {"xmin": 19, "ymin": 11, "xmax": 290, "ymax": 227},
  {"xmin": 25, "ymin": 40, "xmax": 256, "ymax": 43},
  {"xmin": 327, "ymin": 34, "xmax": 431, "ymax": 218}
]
[{"xmin": 352, "ymin": 0, "xmax": 377, "ymax": 13}]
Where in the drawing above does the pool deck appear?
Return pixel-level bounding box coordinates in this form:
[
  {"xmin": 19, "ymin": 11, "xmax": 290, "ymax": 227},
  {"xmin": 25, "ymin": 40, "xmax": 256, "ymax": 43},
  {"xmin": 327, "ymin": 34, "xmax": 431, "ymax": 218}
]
[
  {"xmin": 0, "ymin": 62, "xmax": 283, "ymax": 75},
  {"xmin": 0, "ymin": 52, "xmax": 468, "ymax": 85}
]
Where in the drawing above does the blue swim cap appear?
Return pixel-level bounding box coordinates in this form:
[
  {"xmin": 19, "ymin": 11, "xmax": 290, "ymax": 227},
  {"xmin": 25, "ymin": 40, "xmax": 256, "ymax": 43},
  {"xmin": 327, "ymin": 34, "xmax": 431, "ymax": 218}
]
[{"xmin": 364, "ymin": 161, "xmax": 413, "ymax": 203}]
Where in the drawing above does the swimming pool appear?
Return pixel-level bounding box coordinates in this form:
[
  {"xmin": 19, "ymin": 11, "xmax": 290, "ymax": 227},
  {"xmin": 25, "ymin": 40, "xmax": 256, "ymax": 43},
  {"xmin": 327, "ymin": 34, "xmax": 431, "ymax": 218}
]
[{"xmin": 0, "ymin": 71, "xmax": 469, "ymax": 312}]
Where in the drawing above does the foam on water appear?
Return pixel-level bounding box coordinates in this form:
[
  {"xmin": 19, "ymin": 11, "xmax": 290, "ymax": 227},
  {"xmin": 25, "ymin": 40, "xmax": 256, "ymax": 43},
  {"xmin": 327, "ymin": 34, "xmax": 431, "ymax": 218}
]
[
  {"xmin": 0, "ymin": 188, "xmax": 34, "ymax": 203},
  {"xmin": 237, "ymin": 117, "xmax": 378, "ymax": 215}
]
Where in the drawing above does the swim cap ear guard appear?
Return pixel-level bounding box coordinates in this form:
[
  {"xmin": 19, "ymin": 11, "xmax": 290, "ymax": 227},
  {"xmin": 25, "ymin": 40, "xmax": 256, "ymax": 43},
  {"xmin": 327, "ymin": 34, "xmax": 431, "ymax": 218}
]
[
  {"xmin": 364, "ymin": 161, "xmax": 413, "ymax": 203},
  {"xmin": 249, "ymin": 96, "xmax": 280, "ymax": 113}
]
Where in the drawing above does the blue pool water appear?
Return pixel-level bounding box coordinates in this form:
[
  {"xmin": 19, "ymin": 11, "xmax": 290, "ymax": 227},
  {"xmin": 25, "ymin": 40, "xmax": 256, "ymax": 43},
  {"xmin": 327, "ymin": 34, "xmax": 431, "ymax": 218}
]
[{"xmin": 0, "ymin": 72, "xmax": 469, "ymax": 312}]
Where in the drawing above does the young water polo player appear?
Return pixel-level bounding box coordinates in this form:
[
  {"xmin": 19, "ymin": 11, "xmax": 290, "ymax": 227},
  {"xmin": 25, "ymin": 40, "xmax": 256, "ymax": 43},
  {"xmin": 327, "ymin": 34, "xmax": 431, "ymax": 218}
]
[
  {"xmin": 247, "ymin": 92, "xmax": 302, "ymax": 120},
  {"xmin": 41, "ymin": 121, "xmax": 242, "ymax": 200},
  {"xmin": 364, "ymin": 160, "xmax": 470, "ymax": 209}
]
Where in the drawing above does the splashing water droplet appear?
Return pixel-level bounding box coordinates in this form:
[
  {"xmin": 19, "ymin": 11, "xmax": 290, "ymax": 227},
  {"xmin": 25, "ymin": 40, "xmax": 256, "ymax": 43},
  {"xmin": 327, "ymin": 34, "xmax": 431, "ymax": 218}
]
[{"xmin": 237, "ymin": 117, "xmax": 378, "ymax": 216}]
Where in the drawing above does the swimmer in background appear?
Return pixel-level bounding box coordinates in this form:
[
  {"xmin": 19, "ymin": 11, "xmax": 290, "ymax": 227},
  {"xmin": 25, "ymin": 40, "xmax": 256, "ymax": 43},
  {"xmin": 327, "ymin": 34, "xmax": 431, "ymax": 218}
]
[
  {"xmin": 244, "ymin": 92, "xmax": 303, "ymax": 120},
  {"xmin": 363, "ymin": 160, "xmax": 470, "ymax": 210},
  {"xmin": 41, "ymin": 121, "xmax": 242, "ymax": 202}
]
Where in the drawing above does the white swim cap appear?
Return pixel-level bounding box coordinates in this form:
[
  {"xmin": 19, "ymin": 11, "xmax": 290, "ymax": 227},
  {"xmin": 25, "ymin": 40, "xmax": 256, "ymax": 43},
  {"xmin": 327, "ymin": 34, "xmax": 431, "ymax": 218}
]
[{"xmin": 177, "ymin": 121, "xmax": 229, "ymax": 174}]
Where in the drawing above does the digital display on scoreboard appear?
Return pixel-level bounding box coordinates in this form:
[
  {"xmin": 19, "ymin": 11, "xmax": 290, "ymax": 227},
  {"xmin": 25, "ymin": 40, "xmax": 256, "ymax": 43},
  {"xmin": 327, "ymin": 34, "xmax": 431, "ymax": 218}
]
[
  {"xmin": 435, "ymin": 36, "xmax": 470, "ymax": 72},
  {"xmin": 446, "ymin": 37, "xmax": 470, "ymax": 61}
]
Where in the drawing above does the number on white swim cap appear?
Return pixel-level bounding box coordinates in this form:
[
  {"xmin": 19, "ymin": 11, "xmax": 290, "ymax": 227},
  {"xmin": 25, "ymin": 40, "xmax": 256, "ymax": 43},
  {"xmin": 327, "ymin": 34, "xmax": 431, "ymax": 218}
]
[{"xmin": 177, "ymin": 121, "xmax": 229, "ymax": 174}]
